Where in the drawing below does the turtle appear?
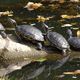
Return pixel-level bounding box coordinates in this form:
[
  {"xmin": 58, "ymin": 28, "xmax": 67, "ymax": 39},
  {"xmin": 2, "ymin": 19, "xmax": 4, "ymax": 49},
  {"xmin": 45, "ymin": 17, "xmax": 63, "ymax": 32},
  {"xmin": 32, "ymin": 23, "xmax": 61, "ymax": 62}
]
[
  {"xmin": 8, "ymin": 18, "xmax": 44, "ymax": 50},
  {"xmin": 42, "ymin": 23, "xmax": 70, "ymax": 56},
  {"xmin": 67, "ymin": 29, "xmax": 80, "ymax": 49},
  {"xmin": 0, "ymin": 23, "xmax": 7, "ymax": 38}
]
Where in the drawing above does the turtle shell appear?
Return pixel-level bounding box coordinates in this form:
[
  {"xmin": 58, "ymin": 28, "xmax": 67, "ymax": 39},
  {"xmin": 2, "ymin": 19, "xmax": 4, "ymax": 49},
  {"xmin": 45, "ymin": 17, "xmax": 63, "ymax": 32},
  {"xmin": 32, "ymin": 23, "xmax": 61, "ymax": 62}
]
[
  {"xmin": 0, "ymin": 23, "xmax": 5, "ymax": 31},
  {"xmin": 16, "ymin": 25, "xmax": 44, "ymax": 42},
  {"xmin": 68, "ymin": 37, "xmax": 80, "ymax": 49},
  {"xmin": 47, "ymin": 32, "xmax": 70, "ymax": 50}
]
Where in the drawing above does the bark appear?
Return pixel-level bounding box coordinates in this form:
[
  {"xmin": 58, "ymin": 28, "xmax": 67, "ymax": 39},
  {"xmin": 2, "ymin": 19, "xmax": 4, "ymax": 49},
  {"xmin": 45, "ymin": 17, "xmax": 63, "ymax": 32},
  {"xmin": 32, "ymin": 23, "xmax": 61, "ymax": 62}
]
[{"xmin": 0, "ymin": 34, "xmax": 79, "ymax": 63}]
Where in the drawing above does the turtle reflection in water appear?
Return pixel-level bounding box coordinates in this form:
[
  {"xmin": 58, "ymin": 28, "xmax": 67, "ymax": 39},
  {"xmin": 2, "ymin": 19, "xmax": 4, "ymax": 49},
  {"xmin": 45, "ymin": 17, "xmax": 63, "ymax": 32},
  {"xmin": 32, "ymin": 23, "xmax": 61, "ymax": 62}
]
[
  {"xmin": 8, "ymin": 18, "xmax": 44, "ymax": 50},
  {"xmin": 6, "ymin": 55, "xmax": 70, "ymax": 79}
]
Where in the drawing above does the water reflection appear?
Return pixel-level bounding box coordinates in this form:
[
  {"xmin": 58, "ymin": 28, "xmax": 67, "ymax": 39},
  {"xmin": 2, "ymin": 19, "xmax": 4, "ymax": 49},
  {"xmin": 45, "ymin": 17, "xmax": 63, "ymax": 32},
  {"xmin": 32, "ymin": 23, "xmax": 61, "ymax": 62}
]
[
  {"xmin": 1, "ymin": 50, "xmax": 79, "ymax": 80},
  {"xmin": 6, "ymin": 55, "xmax": 69, "ymax": 80}
]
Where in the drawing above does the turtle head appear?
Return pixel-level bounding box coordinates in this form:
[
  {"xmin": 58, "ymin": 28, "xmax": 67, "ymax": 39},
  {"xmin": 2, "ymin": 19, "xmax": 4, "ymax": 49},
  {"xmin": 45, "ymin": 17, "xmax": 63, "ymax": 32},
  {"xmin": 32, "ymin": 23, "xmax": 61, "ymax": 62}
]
[
  {"xmin": 42, "ymin": 22, "xmax": 54, "ymax": 32},
  {"xmin": 61, "ymin": 24, "xmax": 73, "ymax": 38},
  {"xmin": 42, "ymin": 22, "xmax": 49, "ymax": 29},
  {"xmin": 8, "ymin": 18, "xmax": 17, "ymax": 27},
  {"xmin": 67, "ymin": 29, "xmax": 73, "ymax": 38}
]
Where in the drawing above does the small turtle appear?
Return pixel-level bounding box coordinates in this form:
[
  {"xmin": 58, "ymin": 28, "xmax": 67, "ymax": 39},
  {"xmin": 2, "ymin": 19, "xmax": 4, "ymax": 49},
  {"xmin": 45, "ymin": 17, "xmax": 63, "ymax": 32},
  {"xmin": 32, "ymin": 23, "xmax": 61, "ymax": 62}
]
[
  {"xmin": 43, "ymin": 23, "xmax": 70, "ymax": 56},
  {"xmin": 8, "ymin": 18, "xmax": 44, "ymax": 50},
  {"xmin": 67, "ymin": 29, "xmax": 80, "ymax": 49},
  {"xmin": 0, "ymin": 23, "xmax": 7, "ymax": 38}
]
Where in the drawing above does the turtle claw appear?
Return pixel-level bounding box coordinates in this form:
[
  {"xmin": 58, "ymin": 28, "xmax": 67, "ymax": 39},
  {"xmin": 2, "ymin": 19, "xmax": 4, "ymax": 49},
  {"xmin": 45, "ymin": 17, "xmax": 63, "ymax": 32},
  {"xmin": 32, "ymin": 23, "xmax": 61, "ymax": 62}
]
[
  {"xmin": 62, "ymin": 49, "xmax": 67, "ymax": 56},
  {"xmin": 68, "ymin": 48, "xmax": 71, "ymax": 52},
  {"xmin": 37, "ymin": 47, "xmax": 42, "ymax": 50},
  {"xmin": 37, "ymin": 42, "xmax": 42, "ymax": 50},
  {"xmin": 15, "ymin": 31, "xmax": 23, "ymax": 43},
  {"xmin": 63, "ymin": 48, "xmax": 71, "ymax": 56},
  {"xmin": 62, "ymin": 52, "xmax": 66, "ymax": 56},
  {"xmin": 0, "ymin": 31, "xmax": 7, "ymax": 39}
]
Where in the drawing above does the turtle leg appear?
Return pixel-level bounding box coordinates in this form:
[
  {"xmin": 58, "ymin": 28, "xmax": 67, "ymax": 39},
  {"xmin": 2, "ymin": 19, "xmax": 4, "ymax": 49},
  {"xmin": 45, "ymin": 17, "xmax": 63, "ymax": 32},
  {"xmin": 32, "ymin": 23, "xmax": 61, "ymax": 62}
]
[
  {"xmin": 15, "ymin": 31, "xmax": 22, "ymax": 43},
  {"xmin": 37, "ymin": 42, "xmax": 42, "ymax": 50},
  {"xmin": 62, "ymin": 49, "xmax": 67, "ymax": 56},
  {"xmin": 0, "ymin": 31, "xmax": 7, "ymax": 39},
  {"xmin": 68, "ymin": 48, "xmax": 71, "ymax": 52},
  {"xmin": 67, "ymin": 48, "xmax": 71, "ymax": 54}
]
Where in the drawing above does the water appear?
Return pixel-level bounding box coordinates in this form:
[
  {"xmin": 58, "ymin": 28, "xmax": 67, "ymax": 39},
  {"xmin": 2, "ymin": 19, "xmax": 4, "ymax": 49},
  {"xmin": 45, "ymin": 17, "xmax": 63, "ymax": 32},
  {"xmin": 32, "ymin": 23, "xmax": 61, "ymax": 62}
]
[
  {"xmin": 4, "ymin": 23, "xmax": 80, "ymax": 80},
  {"xmin": 0, "ymin": 2, "xmax": 80, "ymax": 79},
  {"xmin": 0, "ymin": 18, "xmax": 80, "ymax": 80},
  {"xmin": 3, "ymin": 51, "xmax": 79, "ymax": 80}
]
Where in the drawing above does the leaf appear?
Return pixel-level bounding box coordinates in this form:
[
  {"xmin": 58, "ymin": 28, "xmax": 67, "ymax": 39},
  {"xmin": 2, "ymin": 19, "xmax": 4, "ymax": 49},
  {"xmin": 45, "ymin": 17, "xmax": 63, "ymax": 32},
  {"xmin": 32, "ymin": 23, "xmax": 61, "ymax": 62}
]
[{"xmin": 33, "ymin": 58, "xmax": 46, "ymax": 62}]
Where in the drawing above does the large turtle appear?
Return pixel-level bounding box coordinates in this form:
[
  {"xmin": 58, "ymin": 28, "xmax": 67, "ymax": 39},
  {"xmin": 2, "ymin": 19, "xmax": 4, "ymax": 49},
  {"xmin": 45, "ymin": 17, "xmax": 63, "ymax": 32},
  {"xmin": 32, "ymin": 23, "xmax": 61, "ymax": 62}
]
[
  {"xmin": 0, "ymin": 23, "xmax": 7, "ymax": 38},
  {"xmin": 43, "ymin": 23, "xmax": 70, "ymax": 56},
  {"xmin": 8, "ymin": 18, "xmax": 44, "ymax": 50},
  {"xmin": 67, "ymin": 29, "xmax": 80, "ymax": 49}
]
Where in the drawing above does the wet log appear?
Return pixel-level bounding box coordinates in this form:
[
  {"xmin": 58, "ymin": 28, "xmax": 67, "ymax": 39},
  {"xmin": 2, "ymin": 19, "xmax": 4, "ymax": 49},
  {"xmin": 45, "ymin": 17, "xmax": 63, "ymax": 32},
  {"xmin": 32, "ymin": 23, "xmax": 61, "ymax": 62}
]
[
  {"xmin": 0, "ymin": 34, "xmax": 64, "ymax": 62},
  {"xmin": 0, "ymin": 34, "xmax": 79, "ymax": 63}
]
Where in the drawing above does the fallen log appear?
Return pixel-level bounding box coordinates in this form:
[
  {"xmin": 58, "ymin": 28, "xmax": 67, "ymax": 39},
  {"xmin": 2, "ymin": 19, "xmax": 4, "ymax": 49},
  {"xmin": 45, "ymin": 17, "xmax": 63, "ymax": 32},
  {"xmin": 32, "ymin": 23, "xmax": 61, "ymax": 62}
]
[
  {"xmin": 0, "ymin": 34, "xmax": 64, "ymax": 76},
  {"xmin": 0, "ymin": 34, "xmax": 79, "ymax": 76},
  {"xmin": 0, "ymin": 34, "xmax": 63, "ymax": 61}
]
